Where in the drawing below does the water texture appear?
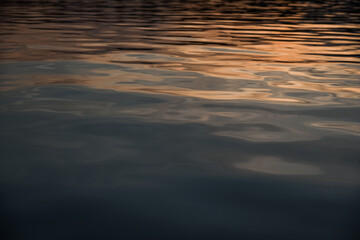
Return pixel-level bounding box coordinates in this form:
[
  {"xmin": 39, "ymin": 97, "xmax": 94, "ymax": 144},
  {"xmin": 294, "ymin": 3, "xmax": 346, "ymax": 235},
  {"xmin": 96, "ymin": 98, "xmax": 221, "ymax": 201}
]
[{"xmin": 0, "ymin": 0, "xmax": 359, "ymax": 239}]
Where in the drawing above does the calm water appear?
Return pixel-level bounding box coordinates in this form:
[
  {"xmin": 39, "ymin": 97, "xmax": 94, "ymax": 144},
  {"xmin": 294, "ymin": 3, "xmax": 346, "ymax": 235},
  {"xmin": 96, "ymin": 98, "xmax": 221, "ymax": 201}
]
[{"xmin": 0, "ymin": 0, "xmax": 360, "ymax": 239}]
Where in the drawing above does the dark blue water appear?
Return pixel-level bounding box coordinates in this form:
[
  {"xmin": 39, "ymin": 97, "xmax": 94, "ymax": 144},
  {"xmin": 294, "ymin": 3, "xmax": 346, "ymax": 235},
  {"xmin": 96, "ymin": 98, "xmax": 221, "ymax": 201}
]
[{"xmin": 1, "ymin": 0, "xmax": 360, "ymax": 239}]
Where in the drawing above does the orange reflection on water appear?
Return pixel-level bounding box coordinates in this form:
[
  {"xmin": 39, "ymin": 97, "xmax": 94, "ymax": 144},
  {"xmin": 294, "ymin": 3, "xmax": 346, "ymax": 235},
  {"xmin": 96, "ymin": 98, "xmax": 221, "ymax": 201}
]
[{"xmin": 1, "ymin": 1, "xmax": 360, "ymax": 108}]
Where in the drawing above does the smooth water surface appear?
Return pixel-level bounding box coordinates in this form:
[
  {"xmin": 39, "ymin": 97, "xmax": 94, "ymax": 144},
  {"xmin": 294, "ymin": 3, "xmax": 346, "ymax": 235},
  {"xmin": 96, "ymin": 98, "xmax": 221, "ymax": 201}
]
[{"xmin": 1, "ymin": 0, "xmax": 360, "ymax": 239}]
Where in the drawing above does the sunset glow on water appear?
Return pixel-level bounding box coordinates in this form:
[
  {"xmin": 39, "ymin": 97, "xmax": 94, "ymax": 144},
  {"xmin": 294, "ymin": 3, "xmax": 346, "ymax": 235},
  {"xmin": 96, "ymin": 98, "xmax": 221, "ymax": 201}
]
[{"xmin": 0, "ymin": 1, "xmax": 359, "ymax": 239}]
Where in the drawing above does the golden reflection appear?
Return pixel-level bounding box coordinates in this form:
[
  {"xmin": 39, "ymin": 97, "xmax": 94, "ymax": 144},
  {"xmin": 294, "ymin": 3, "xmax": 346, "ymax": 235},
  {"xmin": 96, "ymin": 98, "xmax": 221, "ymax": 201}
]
[{"xmin": 1, "ymin": 1, "xmax": 360, "ymax": 108}]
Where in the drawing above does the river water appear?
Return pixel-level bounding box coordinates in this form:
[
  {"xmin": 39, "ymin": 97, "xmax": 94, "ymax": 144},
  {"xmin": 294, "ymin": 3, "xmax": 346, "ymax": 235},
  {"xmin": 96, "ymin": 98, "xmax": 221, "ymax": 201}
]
[{"xmin": 0, "ymin": 0, "xmax": 359, "ymax": 239}]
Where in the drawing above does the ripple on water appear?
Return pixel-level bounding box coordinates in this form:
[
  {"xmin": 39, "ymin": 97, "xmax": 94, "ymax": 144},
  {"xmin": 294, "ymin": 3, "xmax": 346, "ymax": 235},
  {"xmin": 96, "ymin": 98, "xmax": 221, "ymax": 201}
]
[{"xmin": 0, "ymin": 1, "xmax": 359, "ymax": 239}]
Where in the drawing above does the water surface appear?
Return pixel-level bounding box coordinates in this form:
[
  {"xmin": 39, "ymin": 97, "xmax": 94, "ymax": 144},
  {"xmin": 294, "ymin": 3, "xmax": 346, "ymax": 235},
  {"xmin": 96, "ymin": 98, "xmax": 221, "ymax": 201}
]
[{"xmin": 0, "ymin": 0, "xmax": 360, "ymax": 239}]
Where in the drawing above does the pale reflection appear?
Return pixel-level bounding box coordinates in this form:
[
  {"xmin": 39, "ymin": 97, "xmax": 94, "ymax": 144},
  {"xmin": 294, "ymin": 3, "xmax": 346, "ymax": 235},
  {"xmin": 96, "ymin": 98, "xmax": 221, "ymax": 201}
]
[
  {"xmin": 269, "ymin": 80, "xmax": 360, "ymax": 99},
  {"xmin": 121, "ymin": 86, "xmax": 305, "ymax": 103},
  {"xmin": 234, "ymin": 157, "xmax": 321, "ymax": 175},
  {"xmin": 308, "ymin": 121, "xmax": 360, "ymax": 136},
  {"xmin": 213, "ymin": 129, "xmax": 318, "ymax": 142}
]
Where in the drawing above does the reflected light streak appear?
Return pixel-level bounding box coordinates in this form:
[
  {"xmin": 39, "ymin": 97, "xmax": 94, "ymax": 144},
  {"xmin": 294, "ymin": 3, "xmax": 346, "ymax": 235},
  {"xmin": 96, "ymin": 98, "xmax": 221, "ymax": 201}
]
[{"xmin": 234, "ymin": 157, "xmax": 321, "ymax": 175}]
